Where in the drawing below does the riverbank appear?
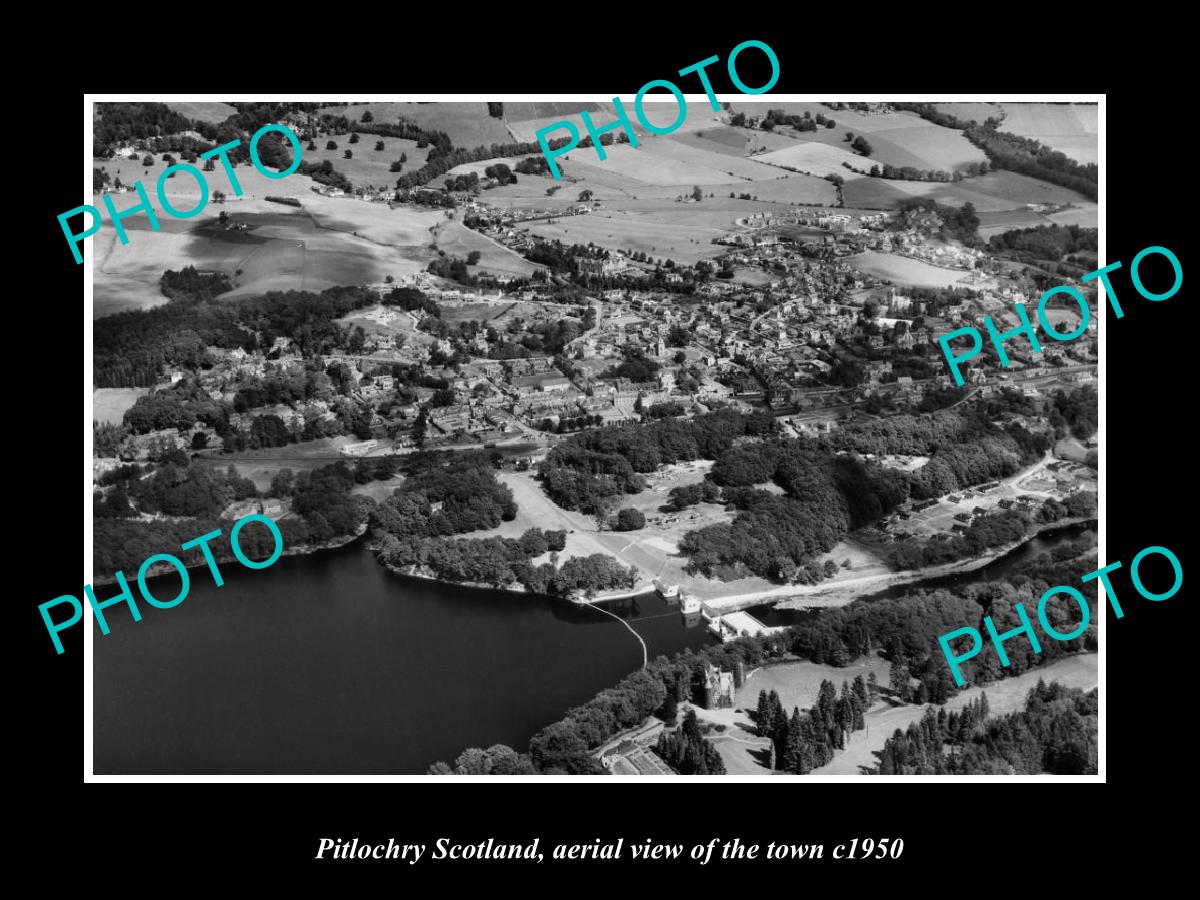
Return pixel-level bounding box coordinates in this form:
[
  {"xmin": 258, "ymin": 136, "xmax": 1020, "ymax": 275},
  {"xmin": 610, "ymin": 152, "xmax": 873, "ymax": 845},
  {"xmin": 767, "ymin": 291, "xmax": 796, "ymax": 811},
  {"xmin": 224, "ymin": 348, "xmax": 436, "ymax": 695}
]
[
  {"xmin": 378, "ymin": 558, "xmax": 653, "ymax": 606},
  {"xmin": 94, "ymin": 522, "xmax": 369, "ymax": 587},
  {"xmin": 706, "ymin": 517, "xmax": 1096, "ymax": 614}
]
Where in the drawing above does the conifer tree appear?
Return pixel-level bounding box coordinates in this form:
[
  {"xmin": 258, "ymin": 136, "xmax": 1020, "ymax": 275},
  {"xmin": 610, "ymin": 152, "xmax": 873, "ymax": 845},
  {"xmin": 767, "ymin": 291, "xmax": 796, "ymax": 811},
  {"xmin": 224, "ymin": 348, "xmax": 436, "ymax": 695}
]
[{"xmin": 756, "ymin": 689, "xmax": 774, "ymax": 737}]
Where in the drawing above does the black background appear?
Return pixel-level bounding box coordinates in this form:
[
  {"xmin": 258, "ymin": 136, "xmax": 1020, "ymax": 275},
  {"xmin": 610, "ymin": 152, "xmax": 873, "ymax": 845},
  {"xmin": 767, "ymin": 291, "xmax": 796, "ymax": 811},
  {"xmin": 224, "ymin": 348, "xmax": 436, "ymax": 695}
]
[{"xmin": 21, "ymin": 19, "xmax": 1191, "ymax": 887}]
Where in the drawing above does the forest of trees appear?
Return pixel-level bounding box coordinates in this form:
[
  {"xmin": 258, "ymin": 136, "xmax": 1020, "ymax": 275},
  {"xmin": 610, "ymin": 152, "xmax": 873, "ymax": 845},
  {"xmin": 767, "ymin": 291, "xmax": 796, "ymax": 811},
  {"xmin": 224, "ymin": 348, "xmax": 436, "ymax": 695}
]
[
  {"xmin": 538, "ymin": 409, "xmax": 777, "ymax": 514},
  {"xmin": 654, "ymin": 709, "xmax": 726, "ymax": 774},
  {"xmin": 367, "ymin": 453, "xmax": 631, "ymax": 597},
  {"xmin": 872, "ymin": 682, "xmax": 1097, "ymax": 774},
  {"xmin": 93, "ymin": 456, "xmax": 368, "ymax": 575},
  {"xmin": 987, "ymin": 224, "xmax": 1098, "ymax": 260},
  {"xmin": 893, "ymin": 197, "xmax": 981, "ymax": 244},
  {"xmin": 93, "ymin": 102, "xmax": 196, "ymax": 153},
  {"xmin": 159, "ymin": 267, "xmax": 232, "ymax": 303},
  {"xmin": 94, "ymin": 284, "xmax": 380, "ymax": 387},
  {"xmin": 537, "ymin": 399, "xmax": 1073, "ymax": 584},
  {"xmin": 755, "ymin": 676, "xmax": 870, "ymax": 774}
]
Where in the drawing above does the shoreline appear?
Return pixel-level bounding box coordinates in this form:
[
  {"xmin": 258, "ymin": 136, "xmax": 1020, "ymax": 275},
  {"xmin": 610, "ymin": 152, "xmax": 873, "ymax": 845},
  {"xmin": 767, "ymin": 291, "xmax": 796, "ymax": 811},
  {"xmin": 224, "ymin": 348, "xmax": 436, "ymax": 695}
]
[
  {"xmin": 767, "ymin": 516, "xmax": 1096, "ymax": 612},
  {"xmin": 92, "ymin": 512, "xmax": 1093, "ymax": 611},
  {"xmin": 92, "ymin": 522, "xmax": 369, "ymax": 587},
  {"xmin": 377, "ymin": 559, "xmax": 651, "ymax": 605}
]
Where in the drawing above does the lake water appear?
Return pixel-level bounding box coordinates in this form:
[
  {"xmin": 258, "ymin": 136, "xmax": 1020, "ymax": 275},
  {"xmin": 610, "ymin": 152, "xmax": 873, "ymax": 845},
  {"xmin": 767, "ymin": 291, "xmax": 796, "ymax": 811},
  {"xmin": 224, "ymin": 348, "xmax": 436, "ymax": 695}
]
[
  {"xmin": 95, "ymin": 524, "xmax": 1092, "ymax": 773},
  {"xmin": 93, "ymin": 541, "xmax": 713, "ymax": 774}
]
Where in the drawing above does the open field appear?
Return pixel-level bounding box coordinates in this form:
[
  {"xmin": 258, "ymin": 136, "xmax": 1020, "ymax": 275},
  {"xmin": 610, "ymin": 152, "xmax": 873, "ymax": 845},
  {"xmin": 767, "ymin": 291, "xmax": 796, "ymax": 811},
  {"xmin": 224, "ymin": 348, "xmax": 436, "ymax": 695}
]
[
  {"xmin": 433, "ymin": 220, "xmax": 545, "ymax": 277},
  {"xmin": 522, "ymin": 211, "xmax": 728, "ymax": 265},
  {"xmin": 299, "ymin": 135, "xmax": 430, "ymax": 189},
  {"xmin": 932, "ymin": 102, "xmax": 1001, "ymax": 124},
  {"xmin": 997, "ymin": 103, "xmax": 1098, "ymax": 165},
  {"xmin": 318, "ymin": 103, "xmax": 514, "ymax": 149},
  {"xmin": 845, "ymin": 251, "xmax": 978, "ymax": 287},
  {"xmin": 816, "ymin": 653, "xmax": 1098, "ymax": 774},
  {"xmin": 92, "ymin": 164, "xmax": 448, "ymax": 317},
  {"xmin": 845, "ymin": 169, "xmax": 1096, "ymax": 215},
  {"xmin": 436, "ymin": 298, "xmax": 547, "ymax": 326},
  {"xmin": 670, "ymin": 126, "xmax": 755, "ymax": 156},
  {"xmin": 729, "ymin": 102, "xmax": 923, "ymax": 135},
  {"xmin": 446, "ymin": 155, "xmax": 526, "ymax": 177},
  {"xmin": 336, "ymin": 304, "xmax": 433, "ymax": 345},
  {"xmin": 557, "ymin": 139, "xmax": 780, "ymax": 186},
  {"xmin": 93, "ymin": 388, "xmax": 149, "ymax": 425},
  {"xmin": 760, "ymin": 121, "xmax": 987, "ymax": 173},
  {"xmin": 977, "ymin": 208, "xmax": 1056, "ymax": 240},
  {"xmin": 754, "ymin": 141, "xmax": 879, "ymax": 178},
  {"xmin": 507, "ymin": 104, "xmax": 725, "ymax": 144},
  {"xmin": 858, "ymin": 125, "xmax": 988, "ymax": 171},
  {"xmin": 740, "ymin": 656, "xmax": 892, "ymax": 715},
  {"xmin": 1046, "ymin": 202, "xmax": 1099, "ymax": 227},
  {"xmin": 192, "ymin": 437, "xmax": 364, "ymax": 490},
  {"xmin": 164, "ymin": 101, "xmax": 236, "ymax": 124},
  {"xmin": 502, "ymin": 101, "xmax": 604, "ymax": 121},
  {"xmin": 730, "ymin": 103, "xmax": 986, "ymax": 170}
]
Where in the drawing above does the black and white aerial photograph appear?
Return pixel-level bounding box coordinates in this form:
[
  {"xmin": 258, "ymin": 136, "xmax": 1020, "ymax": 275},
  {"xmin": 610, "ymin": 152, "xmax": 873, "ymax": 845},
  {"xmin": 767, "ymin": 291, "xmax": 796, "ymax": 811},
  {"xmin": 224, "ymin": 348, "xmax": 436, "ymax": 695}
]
[{"xmin": 87, "ymin": 97, "xmax": 1101, "ymax": 778}]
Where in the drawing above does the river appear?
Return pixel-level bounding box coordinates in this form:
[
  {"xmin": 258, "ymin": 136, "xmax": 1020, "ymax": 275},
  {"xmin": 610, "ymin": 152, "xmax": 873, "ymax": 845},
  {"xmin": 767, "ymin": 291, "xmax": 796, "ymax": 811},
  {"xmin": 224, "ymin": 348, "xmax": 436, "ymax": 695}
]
[
  {"xmin": 93, "ymin": 540, "xmax": 713, "ymax": 774},
  {"xmin": 746, "ymin": 522, "xmax": 1094, "ymax": 627}
]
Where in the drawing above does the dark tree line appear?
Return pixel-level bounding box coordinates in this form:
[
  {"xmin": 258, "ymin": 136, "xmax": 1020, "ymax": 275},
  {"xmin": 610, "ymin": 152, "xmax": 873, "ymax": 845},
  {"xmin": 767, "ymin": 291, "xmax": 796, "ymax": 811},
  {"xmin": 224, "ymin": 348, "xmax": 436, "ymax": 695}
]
[
  {"xmin": 654, "ymin": 709, "xmax": 726, "ymax": 774},
  {"xmin": 891, "ymin": 103, "xmax": 1098, "ymax": 200},
  {"xmin": 755, "ymin": 676, "xmax": 870, "ymax": 774},
  {"xmin": 873, "ymin": 683, "xmax": 1097, "ymax": 774},
  {"xmin": 95, "ymin": 284, "xmax": 380, "ymax": 387}
]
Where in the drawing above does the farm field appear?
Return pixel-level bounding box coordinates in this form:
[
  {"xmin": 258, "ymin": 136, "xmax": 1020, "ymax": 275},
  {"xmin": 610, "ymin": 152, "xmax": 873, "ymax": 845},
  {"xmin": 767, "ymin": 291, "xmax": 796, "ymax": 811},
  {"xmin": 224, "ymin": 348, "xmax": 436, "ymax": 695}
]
[
  {"xmin": 501, "ymin": 101, "xmax": 603, "ymax": 121},
  {"xmin": 319, "ymin": 102, "xmax": 514, "ymax": 149},
  {"xmin": 997, "ymin": 103, "xmax": 1098, "ymax": 165},
  {"xmin": 445, "ymin": 155, "xmax": 526, "ymax": 177},
  {"xmin": 754, "ymin": 141, "xmax": 880, "ymax": 178},
  {"xmin": 92, "ymin": 164, "xmax": 447, "ymax": 316},
  {"xmin": 845, "ymin": 169, "xmax": 1096, "ymax": 215},
  {"xmin": 506, "ymin": 103, "xmax": 725, "ymax": 144},
  {"xmin": 433, "ymin": 220, "xmax": 545, "ymax": 278},
  {"xmin": 857, "ymin": 125, "xmax": 987, "ymax": 171},
  {"xmin": 932, "ymin": 102, "xmax": 1001, "ymax": 124},
  {"xmin": 728, "ymin": 101, "xmax": 920, "ymax": 134},
  {"xmin": 556, "ymin": 139, "xmax": 780, "ymax": 186},
  {"xmin": 758, "ymin": 119, "xmax": 987, "ymax": 173},
  {"xmin": 299, "ymin": 135, "xmax": 430, "ymax": 189},
  {"xmin": 976, "ymin": 207, "xmax": 1055, "ymax": 239},
  {"xmin": 846, "ymin": 251, "xmax": 978, "ymax": 287},
  {"xmin": 1046, "ymin": 202, "xmax": 1099, "ymax": 228},
  {"xmin": 669, "ymin": 126, "xmax": 755, "ymax": 156},
  {"xmin": 93, "ymin": 388, "xmax": 150, "ymax": 425},
  {"xmin": 522, "ymin": 211, "xmax": 728, "ymax": 265},
  {"xmin": 164, "ymin": 101, "xmax": 236, "ymax": 124}
]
